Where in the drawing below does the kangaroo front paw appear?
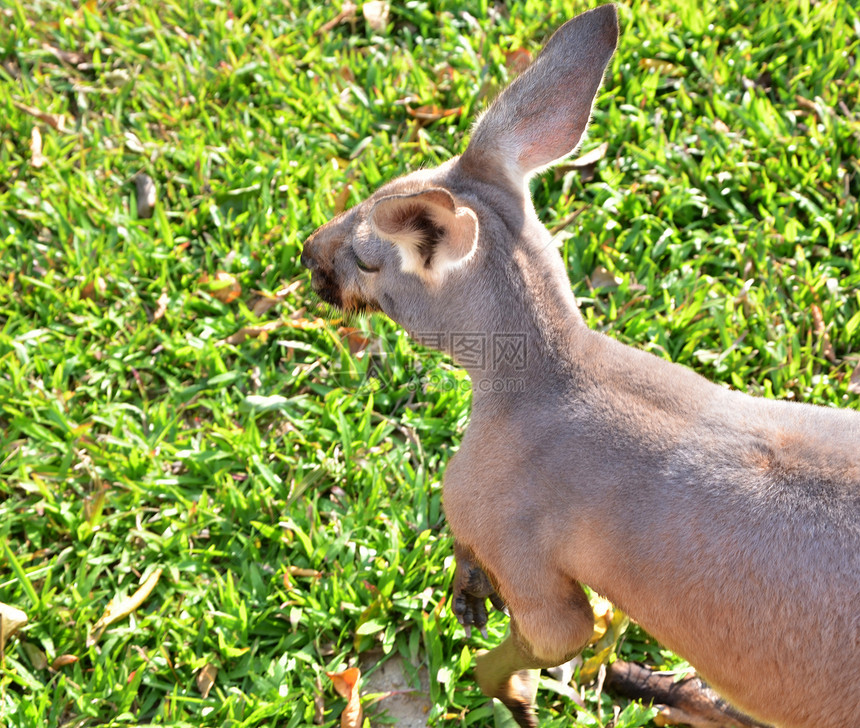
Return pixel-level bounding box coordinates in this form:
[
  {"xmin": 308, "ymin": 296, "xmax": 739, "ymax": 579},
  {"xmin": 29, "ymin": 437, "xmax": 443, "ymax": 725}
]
[{"xmin": 452, "ymin": 542, "xmax": 505, "ymax": 637}]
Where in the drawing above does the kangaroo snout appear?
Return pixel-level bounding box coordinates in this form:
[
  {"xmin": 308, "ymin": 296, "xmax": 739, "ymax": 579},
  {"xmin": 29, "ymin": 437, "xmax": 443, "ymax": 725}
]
[{"xmin": 301, "ymin": 216, "xmax": 353, "ymax": 310}]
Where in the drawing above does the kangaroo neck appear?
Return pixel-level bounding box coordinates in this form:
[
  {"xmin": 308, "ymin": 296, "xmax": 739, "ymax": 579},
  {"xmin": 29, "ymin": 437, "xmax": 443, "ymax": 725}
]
[{"xmin": 457, "ymin": 238, "xmax": 587, "ymax": 395}]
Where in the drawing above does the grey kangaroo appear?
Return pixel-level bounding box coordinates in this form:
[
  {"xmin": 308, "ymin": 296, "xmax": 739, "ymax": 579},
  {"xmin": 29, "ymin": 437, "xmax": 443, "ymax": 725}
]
[{"xmin": 301, "ymin": 5, "xmax": 860, "ymax": 727}]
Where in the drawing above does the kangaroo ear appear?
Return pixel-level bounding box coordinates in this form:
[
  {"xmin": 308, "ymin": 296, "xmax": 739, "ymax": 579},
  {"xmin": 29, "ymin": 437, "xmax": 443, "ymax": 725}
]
[
  {"xmin": 370, "ymin": 188, "xmax": 479, "ymax": 283},
  {"xmin": 461, "ymin": 4, "xmax": 618, "ymax": 184}
]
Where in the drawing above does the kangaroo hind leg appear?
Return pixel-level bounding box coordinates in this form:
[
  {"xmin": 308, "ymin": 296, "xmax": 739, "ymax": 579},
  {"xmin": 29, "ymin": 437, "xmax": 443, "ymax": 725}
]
[{"xmin": 475, "ymin": 577, "xmax": 594, "ymax": 728}]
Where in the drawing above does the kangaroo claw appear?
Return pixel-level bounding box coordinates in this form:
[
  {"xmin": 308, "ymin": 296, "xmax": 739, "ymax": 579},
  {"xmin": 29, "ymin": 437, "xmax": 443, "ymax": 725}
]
[{"xmin": 452, "ymin": 543, "xmax": 506, "ymax": 638}]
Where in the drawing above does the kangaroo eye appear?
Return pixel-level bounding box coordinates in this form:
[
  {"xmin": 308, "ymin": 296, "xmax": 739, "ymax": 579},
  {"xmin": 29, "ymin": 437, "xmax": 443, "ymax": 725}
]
[{"xmin": 354, "ymin": 250, "xmax": 379, "ymax": 273}]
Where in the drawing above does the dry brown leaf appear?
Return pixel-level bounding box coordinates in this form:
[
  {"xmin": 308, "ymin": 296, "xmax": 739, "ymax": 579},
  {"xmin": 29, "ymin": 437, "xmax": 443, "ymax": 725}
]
[
  {"xmin": 810, "ymin": 304, "xmax": 836, "ymax": 363},
  {"xmin": 338, "ymin": 326, "xmax": 371, "ymax": 355},
  {"xmin": 12, "ymin": 101, "xmax": 72, "ymax": 133},
  {"xmin": 333, "ymin": 183, "xmax": 353, "ymax": 215},
  {"xmin": 153, "ymin": 289, "xmax": 169, "ymax": 321},
  {"xmin": 327, "ymin": 667, "xmax": 363, "ymax": 728},
  {"xmin": 318, "ymin": 1, "xmax": 357, "ymax": 33},
  {"xmin": 436, "ymin": 64, "xmax": 455, "ymax": 83},
  {"xmin": 554, "ymin": 142, "xmax": 609, "ymax": 184},
  {"xmin": 314, "ymin": 675, "xmax": 326, "ymax": 724},
  {"xmin": 88, "ymin": 568, "xmax": 162, "ymax": 646},
  {"xmin": 196, "ymin": 662, "xmax": 218, "ymax": 698},
  {"xmin": 362, "ymin": 0, "xmax": 389, "ymax": 32},
  {"xmin": 30, "ymin": 126, "xmax": 46, "ymax": 168},
  {"xmin": 406, "ymin": 104, "xmax": 462, "ymax": 122},
  {"xmin": 51, "ymin": 654, "xmax": 79, "ymax": 669},
  {"xmin": 135, "ymin": 173, "xmax": 157, "ymax": 219},
  {"xmin": 505, "ymin": 47, "xmax": 532, "ymax": 74},
  {"xmin": 81, "ymin": 275, "xmax": 107, "ymax": 300},
  {"xmin": 286, "ymin": 316, "xmax": 329, "ymax": 331},
  {"xmin": 42, "ymin": 43, "xmax": 89, "ymax": 67},
  {"xmin": 200, "ymin": 271, "xmax": 241, "ymax": 304},
  {"xmin": 289, "ymin": 565, "xmax": 323, "ymax": 578},
  {"xmin": 848, "ymin": 362, "xmax": 860, "ymax": 395},
  {"xmin": 0, "ymin": 603, "xmax": 28, "ymax": 652},
  {"xmin": 570, "ymin": 142, "xmax": 609, "ymax": 168},
  {"xmin": 811, "ymin": 304, "xmax": 826, "ymax": 335},
  {"xmin": 250, "ymin": 281, "xmax": 301, "ymax": 317},
  {"xmin": 589, "ymin": 265, "xmax": 622, "ymax": 289},
  {"xmin": 152, "ymin": 288, "xmax": 170, "ymax": 321},
  {"xmin": 224, "ymin": 320, "xmax": 284, "ymax": 345},
  {"xmin": 795, "ymin": 94, "xmax": 827, "ymax": 121}
]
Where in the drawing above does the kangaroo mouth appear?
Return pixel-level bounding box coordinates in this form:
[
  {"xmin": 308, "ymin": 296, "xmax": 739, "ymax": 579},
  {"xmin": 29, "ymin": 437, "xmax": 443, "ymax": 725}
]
[{"xmin": 308, "ymin": 269, "xmax": 343, "ymax": 309}]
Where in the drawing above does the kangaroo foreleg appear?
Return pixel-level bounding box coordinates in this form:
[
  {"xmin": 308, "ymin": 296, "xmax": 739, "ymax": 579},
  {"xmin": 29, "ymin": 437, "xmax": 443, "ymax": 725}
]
[{"xmin": 451, "ymin": 540, "xmax": 505, "ymax": 638}]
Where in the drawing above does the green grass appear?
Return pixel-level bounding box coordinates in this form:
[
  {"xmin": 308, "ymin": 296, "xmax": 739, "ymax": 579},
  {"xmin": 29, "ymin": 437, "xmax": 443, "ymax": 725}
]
[{"xmin": 1, "ymin": 0, "xmax": 858, "ymax": 726}]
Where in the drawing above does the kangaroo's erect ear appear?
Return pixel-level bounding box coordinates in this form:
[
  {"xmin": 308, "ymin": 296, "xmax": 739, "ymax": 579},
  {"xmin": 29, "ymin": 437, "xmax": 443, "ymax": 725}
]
[
  {"xmin": 460, "ymin": 4, "xmax": 619, "ymax": 185},
  {"xmin": 370, "ymin": 188, "xmax": 479, "ymax": 283}
]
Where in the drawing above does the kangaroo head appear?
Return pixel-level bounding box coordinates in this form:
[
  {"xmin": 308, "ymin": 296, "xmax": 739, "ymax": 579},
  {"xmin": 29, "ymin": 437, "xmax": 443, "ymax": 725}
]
[{"xmin": 302, "ymin": 5, "xmax": 619, "ymax": 372}]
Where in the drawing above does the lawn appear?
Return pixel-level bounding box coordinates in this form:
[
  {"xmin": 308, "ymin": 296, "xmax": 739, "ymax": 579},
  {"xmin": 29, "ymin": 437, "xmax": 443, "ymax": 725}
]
[{"xmin": 1, "ymin": 0, "xmax": 858, "ymax": 726}]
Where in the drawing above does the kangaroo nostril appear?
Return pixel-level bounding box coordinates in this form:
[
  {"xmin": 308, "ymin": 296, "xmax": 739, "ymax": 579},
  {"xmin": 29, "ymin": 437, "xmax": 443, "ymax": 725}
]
[{"xmin": 300, "ymin": 250, "xmax": 317, "ymax": 271}]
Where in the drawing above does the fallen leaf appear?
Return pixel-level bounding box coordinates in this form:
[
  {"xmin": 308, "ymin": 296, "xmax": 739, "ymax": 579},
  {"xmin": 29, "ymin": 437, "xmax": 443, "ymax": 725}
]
[
  {"xmin": 795, "ymin": 94, "xmax": 828, "ymax": 121},
  {"xmin": 333, "ymin": 183, "xmax": 353, "ymax": 215},
  {"xmin": 810, "ymin": 304, "xmax": 836, "ymax": 363},
  {"xmin": 362, "ymin": 0, "xmax": 389, "ymax": 32},
  {"xmin": 88, "ymin": 568, "xmax": 162, "ymax": 646},
  {"xmin": 153, "ymin": 289, "xmax": 169, "ymax": 321},
  {"xmin": 250, "ymin": 281, "xmax": 301, "ymax": 317},
  {"xmin": 314, "ymin": 675, "xmax": 326, "ymax": 724},
  {"xmin": 0, "ymin": 603, "xmax": 28, "ymax": 652},
  {"xmin": 327, "ymin": 667, "xmax": 363, "ymax": 728},
  {"xmin": 436, "ymin": 64, "xmax": 455, "ymax": 83},
  {"xmin": 289, "ymin": 565, "xmax": 323, "ymax": 578},
  {"xmin": 541, "ymin": 678, "xmax": 586, "ymax": 707},
  {"xmin": 588, "ymin": 265, "xmax": 622, "ymax": 289},
  {"xmin": 579, "ymin": 601, "xmax": 629, "ymax": 683},
  {"xmin": 286, "ymin": 316, "xmax": 328, "ymax": 330},
  {"xmin": 545, "ymin": 656, "xmax": 585, "ymax": 706},
  {"xmin": 224, "ymin": 320, "xmax": 284, "ymax": 345},
  {"xmin": 338, "ymin": 326, "xmax": 371, "ymax": 355},
  {"xmin": 42, "ymin": 43, "xmax": 89, "ymax": 67},
  {"xmin": 318, "ymin": 1, "xmax": 357, "ymax": 33},
  {"xmin": 12, "ymin": 101, "xmax": 72, "ymax": 133},
  {"xmin": 848, "ymin": 362, "xmax": 860, "ymax": 395},
  {"xmin": 30, "ymin": 126, "xmax": 46, "ymax": 168},
  {"xmin": 196, "ymin": 662, "xmax": 218, "ymax": 698},
  {"xmin": 554, "ymin": 142, "xmax": 609, "ymax": 183},
  {"xmin": 406, "ymin": 105, "xmax": 462, "ymax": 122},
  {"xmin": 51, "ymin": 654, "xmax": 79, "ymax": 669},
  {"xmin": 200, "ymin": 271, "xmax": 241, "ymax": 304},
  {"xmin": 135, "ymin": 173, "xmax": 157, "ymax": 219},
  {"xmin": 570, "ymin": 142, "xmax": 608, "ymax": 168},
  {"xmin": 589, "ymin": 595, "xmax": 615, "ymax": 643},
  {"xmin": 81, "ymin": 275, "xmax": 107, "ymax": 300},
  {"xmin": 505, "ymin": 47, "xmax": 532, "ymax": 74}
]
